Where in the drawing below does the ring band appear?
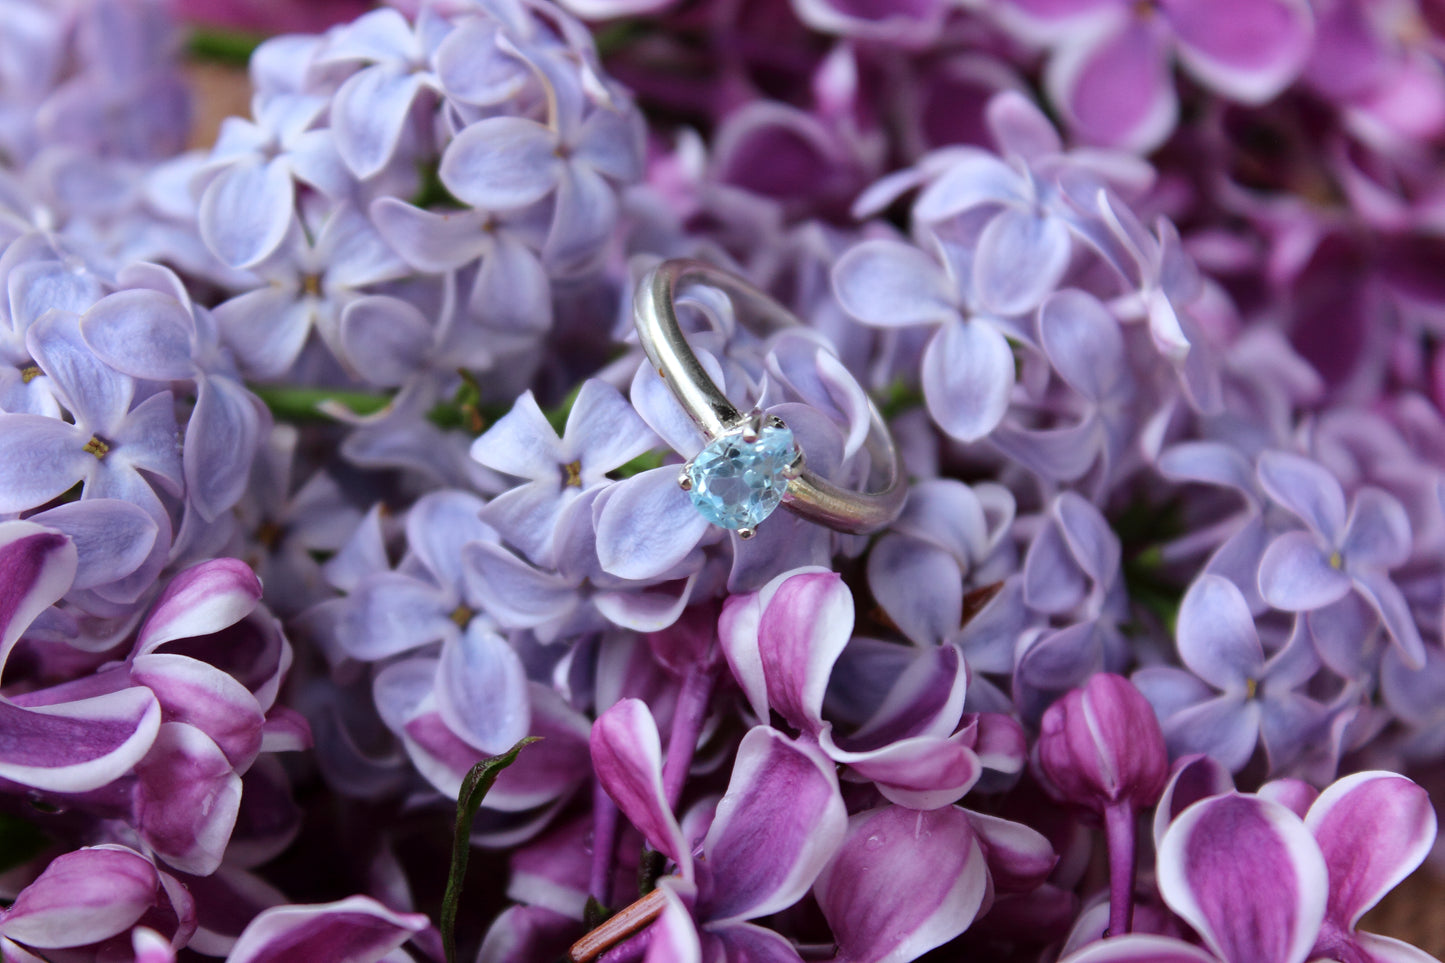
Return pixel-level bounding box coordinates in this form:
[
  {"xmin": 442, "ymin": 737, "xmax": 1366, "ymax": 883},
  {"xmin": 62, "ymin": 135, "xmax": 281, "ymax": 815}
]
[{"xmin": 633, "ymin": 259, "xmax": 906, "ymax": 536}]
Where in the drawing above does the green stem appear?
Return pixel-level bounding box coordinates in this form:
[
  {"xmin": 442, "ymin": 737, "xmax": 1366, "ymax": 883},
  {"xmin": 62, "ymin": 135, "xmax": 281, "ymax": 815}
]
[{"xmin": 185, "ymin": 27, "xmax": 265, "ymax": 66}]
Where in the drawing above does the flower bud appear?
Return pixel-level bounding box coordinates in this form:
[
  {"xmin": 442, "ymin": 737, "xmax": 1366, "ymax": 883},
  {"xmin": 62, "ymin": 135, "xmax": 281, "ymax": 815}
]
[{"xmin": 1036, "ymin": 673, "xmax": 1168, "ymax": 813}]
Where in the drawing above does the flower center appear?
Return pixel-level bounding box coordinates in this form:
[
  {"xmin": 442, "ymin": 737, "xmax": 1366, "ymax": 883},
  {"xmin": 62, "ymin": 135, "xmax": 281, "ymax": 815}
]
[
  {"xmin": 83, "ymin": 435, "xmax": 111, "ymax": 459},
  {"xmin": 302, "ymin": 273, "xmax": 323, "ymax": 297},
  {"xmin": 562, "ymin": 459, "xmax": 583, "ymax": 488},
  {"xmin": 19, "ymin": 364, "xmax": 41, "ymax": 383}
]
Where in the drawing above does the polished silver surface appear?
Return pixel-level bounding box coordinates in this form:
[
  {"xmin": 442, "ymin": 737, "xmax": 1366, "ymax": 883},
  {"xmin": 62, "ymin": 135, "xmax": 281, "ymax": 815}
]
[{"xmin": 633, "ymin": 258, "xmax": 907, "ymax": 535}]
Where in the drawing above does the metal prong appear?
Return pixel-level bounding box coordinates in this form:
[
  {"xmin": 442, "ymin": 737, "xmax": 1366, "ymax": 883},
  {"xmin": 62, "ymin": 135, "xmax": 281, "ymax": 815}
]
[
  {"xmin": 766, "ymin": 414, "xmax": 786, "ymax": 430},
  {"xmin": 740, "ymin": 408, "xmax": 765, "ymax": 443},
  {"xmin": 678, "ymin": 470, "xmax": 693, "ymax": 491},
  {"xmin": 738, "ymin": 527, "xmax": 756, "ymax": 540},
  {"xmin": 781, "ymin": 450, "xmax": 805, "ymax": 480}
]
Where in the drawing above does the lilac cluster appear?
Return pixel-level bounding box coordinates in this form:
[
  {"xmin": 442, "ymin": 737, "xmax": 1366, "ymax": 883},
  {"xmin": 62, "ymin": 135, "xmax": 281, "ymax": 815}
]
[{"xmin": 0, "ymin": 0, "xmax": 1444, "ymax": 962}]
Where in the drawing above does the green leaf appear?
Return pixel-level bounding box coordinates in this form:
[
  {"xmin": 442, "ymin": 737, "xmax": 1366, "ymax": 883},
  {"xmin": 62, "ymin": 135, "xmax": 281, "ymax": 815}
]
[
  {"xmin": 186, "ymin": 27, "xmax": 265, "ymax": 66},
  {"xmin": 440, "ymin": 737, "xmax": 539, "ymax": 963},
  {"xmin": 250, "ymin": 385, "xmax": 394, "ymax": 422}
]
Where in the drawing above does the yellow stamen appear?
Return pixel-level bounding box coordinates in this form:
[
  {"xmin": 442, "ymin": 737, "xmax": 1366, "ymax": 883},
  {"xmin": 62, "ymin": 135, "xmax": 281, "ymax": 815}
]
[
  {"xmin": 302, "ymin": 273, "xmax": 323, "ymax": 297},
  {"xmin": 1244, "ymin": 678, "xmax": 1258, "ymax": 700},
  {"xmin": 83, "ymin": 435, "xmax": 110, "ymax": 459},
  {"xmin": 19, "ymin": 365, "xmax": 41, "ymax": 384},
  {"xmin": 1328, "ymin": 551, "xmax": 1344, "ymax": 570},
  {"xmin": 450, "ymin": 605, "xmax": 473, "ymax": 628},
  {"xmin": 563, "ymin": 459, "xmax": 583, "ymax": 488}
]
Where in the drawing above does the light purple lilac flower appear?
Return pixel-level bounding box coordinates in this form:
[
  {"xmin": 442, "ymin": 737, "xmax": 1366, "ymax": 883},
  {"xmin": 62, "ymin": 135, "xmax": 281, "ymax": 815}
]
[
  {"xmin": 1255, "ymin": 450, "xmax": 1425, "ymax": 669},
  {"xmin": 1134, "ymin": 575, "xmax": 1329, "ymax": 774}
]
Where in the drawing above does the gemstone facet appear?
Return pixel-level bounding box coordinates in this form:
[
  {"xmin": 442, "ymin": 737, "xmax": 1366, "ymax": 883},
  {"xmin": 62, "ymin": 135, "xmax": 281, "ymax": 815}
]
[{"xmin": 683, "ymin": 422, "xmax": 798, "ymax": 530}]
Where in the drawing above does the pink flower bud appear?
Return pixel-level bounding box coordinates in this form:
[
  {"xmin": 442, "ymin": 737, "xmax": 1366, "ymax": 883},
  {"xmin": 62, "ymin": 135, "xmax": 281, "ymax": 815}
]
[{"xmin": 1036, "ymin": 673, "xmax": 1168, "ymax": 814}]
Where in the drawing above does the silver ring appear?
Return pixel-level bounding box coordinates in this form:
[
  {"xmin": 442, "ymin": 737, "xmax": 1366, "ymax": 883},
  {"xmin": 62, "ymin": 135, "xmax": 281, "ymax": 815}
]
[{"xmin": 633, "ymin": 258, "xmax": 907, "ymax": 538}]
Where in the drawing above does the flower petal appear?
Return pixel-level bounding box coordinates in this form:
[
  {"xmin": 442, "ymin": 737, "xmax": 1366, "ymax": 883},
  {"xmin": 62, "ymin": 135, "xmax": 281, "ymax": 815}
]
[
  {"xmin": 867, "ymin": 533, "xmax": 962, "ymax": 646},
  {"xmin": 1157, "ymin": 793, "xmax": 1326, "ymax": 963},
  {"xmin": 1046, "ymin": 17, "xmax": 1177, "ymax": 151},
  {"xmin": 435, "ymin": 623, "xmax": 530, "ymax": 756},
  {"xmin": 226, "ymin": 896, "xmax": 428, "ymax": 963},
  {"xmin": 755, "ymin": 570, "xmax": 854, "ymax": 734},
  {"xmin": 590, "ymin": 698, "xmax": 690, "ymax": 876},
  {"xmin": 1256, "ymin": 451, "xmax": 1347, "ymax": 541},
  {"xmin": 594, "ymin": 467, "xmax": 711, "ymax": 581},
  {"xmin": 0, "ymin": 687, "xmax": 161, "ymax": 793},
  {"xmin": 439, "ymin": 116, "xmax": 562, "ymax": 210},
  {"xmin": 81, "ymin": 289, "xmax": 196, "ymax": 382},
  {"xmin": 921, "ymin": 319, "xmax": 1014, "ymax": 442},
  {"xmin": 973, "ymin": 208, "xmax": 1073, "ymax": 316},
  {"xmin": 0, "ymin": 847, "xmax": 159, "ymax": 949},
  {"xmin": 331, "ymin": 66, "xmax": 424, "ymax": 179},
  {"xmin": 1163, "ymin": 0, "xmax": 1313, "ymax": 104},
  {"xmin": 1039, "ymin": 289, "xmax": 1127, "ymax": 402},
  {"xmin": 1259, "ymin": 532, "xmax": 1353, "ymax": 612},
  {"xmin": 133, "ymin": 722, "xmax": 243, "ymax": 875},
  {"xmin": 831, "ymin": 238, "xmax": 958, "ymax": 328},
  {"xmin": 1305, "ymin": 771, "xmax": 1435, "ymax": 930},
  {"xmin": 199, "ymin": 160, "xmax": 295, "ymax": 269},
  {"xmin": 1176, "ymin": 575, "xmax": 1264, "ymax": 689},
  {"xmin": 1161, "ymin": 694, "xmax": 1260, "ymax": 773},
  {"xmin": 1340, "ymin": 487, "xmax": 1412, "ymax": 571},
  {"xmin": 1350, "ymin": 568, "xmax": 1425, "ymax": 671},
  {"xmin": 699, "ymin": 728, "xmax": 845, "ymax": 923},
  {"xmin": 130, "ymin": 653, "xmax": 266, "ymax": 769},
  {"xmin": 136, "ymin": 558, "xmax": 263, "ymax": 654},
  {"xmin": 815, "ymin": 805, "xmax": 988, "ymax": 963},
  {"xmin": 0, "ymin": 522, "xmax": 76, "ymax": 674}
]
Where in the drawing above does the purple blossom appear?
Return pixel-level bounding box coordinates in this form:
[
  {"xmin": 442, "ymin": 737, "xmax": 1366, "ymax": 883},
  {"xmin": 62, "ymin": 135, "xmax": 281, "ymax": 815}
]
[
  {"xmin": 999, "ymin": 0, "xmax": 1314, "ymax": 151},
  {"xmin": 1134, "ymin": 575, "xmax": 1329, "ymax": 774},
  {"xmin": 1255, "ymin": 450, "xmax": 1425, "ymax": 668}
]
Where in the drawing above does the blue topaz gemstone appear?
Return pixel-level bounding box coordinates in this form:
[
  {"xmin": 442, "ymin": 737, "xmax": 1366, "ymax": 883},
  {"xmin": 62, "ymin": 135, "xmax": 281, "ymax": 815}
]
[{"xmin": 683, "ymin": 422, "xmax": 798, "ymax": 531}]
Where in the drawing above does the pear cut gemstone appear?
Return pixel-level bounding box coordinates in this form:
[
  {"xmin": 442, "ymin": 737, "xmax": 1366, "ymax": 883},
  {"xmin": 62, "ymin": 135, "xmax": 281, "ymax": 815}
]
[{"xmin": 684, "ymin": 423, "xmax": 797, "ymax": 530}]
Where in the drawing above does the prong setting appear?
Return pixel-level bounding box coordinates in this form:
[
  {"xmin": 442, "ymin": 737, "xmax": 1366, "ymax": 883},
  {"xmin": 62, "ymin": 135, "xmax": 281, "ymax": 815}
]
[
  {"xmin": 677, "ymin": 469, "xmax": 693, "ymax": 491},
  {"xmin": 738, "ymin": 527, "xmax": 756, "ymax": 539}
]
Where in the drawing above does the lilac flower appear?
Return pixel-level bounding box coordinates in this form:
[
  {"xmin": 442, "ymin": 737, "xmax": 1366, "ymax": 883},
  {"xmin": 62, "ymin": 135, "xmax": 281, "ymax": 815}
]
[
  {"xmin": 1063, "ymin": 771, "xmax": 1437, "ymax": 963},
  {"xmin": 719, "ymin": 568, "xmax": 1026, "ymax": 808},
  {"xmin": 369, "ymin": 197, "xmax": 552, "ymax": 332},
  {"xmin": 999, "ymin": 0, "xmax": 1315, "ymax": 151},
  {"xmin": 212, "ymin": 202, "xmax": 410, "ymax": 378},
  {"xmin": 0, "ymin": 309, "xmax": 181, "ymax": 524},
  {"xmin": 813, "ymin": 804, "xmax": 992, "ymax": 963},
  {"xmin": 1037, "ymin": 673, "xmax": 1168, "ymax": 814},
  {"xmin": 81, "ymin": 262, "xmax": 269, "ymax": 521},
  {"xmin": 1134, "ymin": 575, "xmax": 1328, "ymax": 774},
  {"xmin": 1255, "ymin": 450, "xmax": 1425, "ymax": 668},
  {"xmin": 197, "ymin": 92, "xmax": 349, "ymax": 269},
  {"xmin": 831, "ymin": 235, "xmax": 1015, "ymax": 442},
  {"xmin": 439, "ymin": 49, "xmax": 644, "ymax": 273},
  {"xmin": 865, "ymin": 478, "xmax": 1021, "ymax": 682},
  {"xmin": 314, "ymin": 6, "xmax": 449, "ymax": 180},
  {"xmin": 225, "ymin": 896, "xmax": 429, "ymax": 963},
  {"xmin": 591, "ymin": 708, "xmax": 846, "ymax": 958},
  {"xmin": 1016, "ymin": 493, "xmax": 1129, "ymax": 700},
  {"xmin": 990, "ymin": 287, "xmax": 1139, "ymax": 489},
  {"xmin": 472, "ymin": 380, "xmax": 657, "ymax": 566},
  {"xmin": 1037, "ymin": 673, "xmax": 1167, "ymax": 936},
  {"xmin": 0, "ymin": 845, "xmax": 195, "ymax": 959}
]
